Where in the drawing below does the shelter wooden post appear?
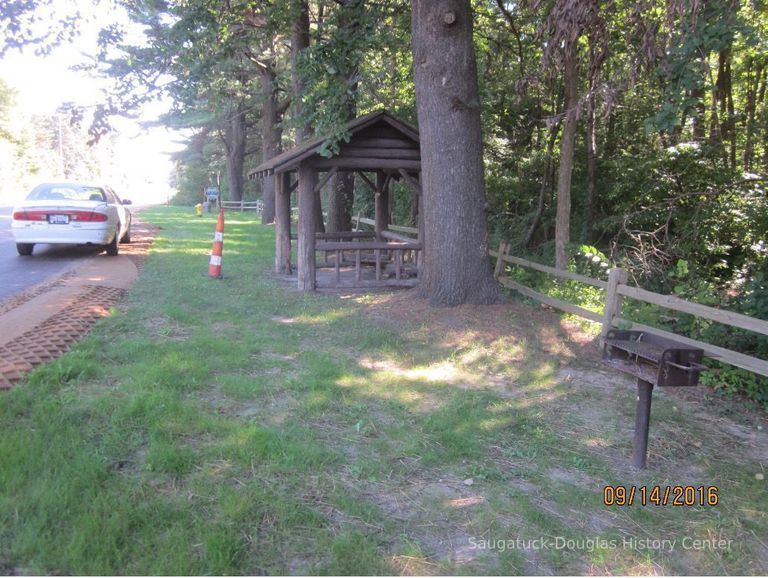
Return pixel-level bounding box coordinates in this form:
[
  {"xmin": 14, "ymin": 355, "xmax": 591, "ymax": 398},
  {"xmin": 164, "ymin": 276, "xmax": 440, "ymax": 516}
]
[
  {"xmin": 297, "ymin": 163, "xmax": 317, "ymax": 291},
  {"xmin": 375, "ymin": 170, "xmax": 389, "ymax": 240},
  {"xmin": 275, "ymin": 172, "xmax": 292, "ymax": 274}
]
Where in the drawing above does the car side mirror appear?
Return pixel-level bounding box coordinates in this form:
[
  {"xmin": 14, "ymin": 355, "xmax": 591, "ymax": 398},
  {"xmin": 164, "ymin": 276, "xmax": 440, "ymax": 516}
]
[{"xmin": 122, "ymin": 199, "xmax": 132, "ymax": 205}]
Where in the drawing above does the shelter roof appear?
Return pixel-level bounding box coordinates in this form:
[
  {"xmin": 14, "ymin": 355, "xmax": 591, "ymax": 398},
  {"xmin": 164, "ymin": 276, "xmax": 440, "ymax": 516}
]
[{"xmin": 248, "ymin": 110, "xmax": 420, "ymax": 178}]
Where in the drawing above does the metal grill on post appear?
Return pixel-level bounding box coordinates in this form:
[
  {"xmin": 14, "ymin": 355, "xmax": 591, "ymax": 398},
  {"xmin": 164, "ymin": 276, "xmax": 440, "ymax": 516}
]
[{"xmin": 602, "ymin": 330, "xmax": 707, "ymax": 469}]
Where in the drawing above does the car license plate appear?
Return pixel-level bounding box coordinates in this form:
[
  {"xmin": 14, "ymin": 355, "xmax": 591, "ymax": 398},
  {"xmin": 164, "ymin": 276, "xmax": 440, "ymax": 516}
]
[{"xmin": 48, "ymin": 214, "xmax": 70, "ymax": 224}]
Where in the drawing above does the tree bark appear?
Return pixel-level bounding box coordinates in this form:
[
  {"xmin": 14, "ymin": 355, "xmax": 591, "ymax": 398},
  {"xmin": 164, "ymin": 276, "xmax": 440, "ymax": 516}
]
[
  {"xmin": 411, "ymin": 0, "xmax": 500, "ymax": 306},
  {"xmin": 743, "ymin": 61, "xmax": 763, "ymax": 171},
  {"xmin": 325, "ymin": 4, "xmax": 360, "ymax": 232},
  {"xmin": 291, "ymin": 0, "xmax": 311, "ymax": 143},
  {"xmin": 758, "ymin": 67, "xmax": 768, "ymax": 174},
  {"xmin": 223, "ymin": 101, "xmax": 246, "ymax": 202},
  {"xmin": 555, "ymin": 42, "xmax": 579, "ymax": 270},
  {"xmin": 584, "ymin": 71, "xmax": 597, "ymax": 242},
  {"xmin": 259, "ymin": 66, "xmax": 282, "ymax": 224},
  {"xmin": 692, "ymin": 83, "xmax": 706, "ymax": 141},
  {"xmin": 718, "ymin": 50, "xmax": 736, "ymax": 169},
  {"xmin": 326, "ymin": 171, "xmax": 355, "ymax": 233},
  {"xmin": 290, "ymin": 1, "xmax": 324, "ymax": 233}
]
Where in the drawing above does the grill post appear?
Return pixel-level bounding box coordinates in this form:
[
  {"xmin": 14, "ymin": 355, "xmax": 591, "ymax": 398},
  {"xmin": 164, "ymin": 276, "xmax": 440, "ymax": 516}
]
[{"xmin": 633, "ymin": 379, "xmax": 654, "ymax": 469}]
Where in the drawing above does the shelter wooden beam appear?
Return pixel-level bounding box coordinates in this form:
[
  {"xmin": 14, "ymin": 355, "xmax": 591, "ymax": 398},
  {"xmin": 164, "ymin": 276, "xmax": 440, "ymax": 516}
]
[
  {"xmin": 308, "ymin": 157, "xmax": 421, "ymax": 171},
  {"xmin": 313, "ymin": 166, "xmax": 338, "ymax": 195},
  {"xmin": 398, "ymin": 169, "xmax": 422, "ymax": 196},
  {"xmin": 375, "ymin": 170, "xmax": 389, "ymax": 241},
  {"xmin": 356, "ymin": 171, "xmax": 377, "ymax": 193}
]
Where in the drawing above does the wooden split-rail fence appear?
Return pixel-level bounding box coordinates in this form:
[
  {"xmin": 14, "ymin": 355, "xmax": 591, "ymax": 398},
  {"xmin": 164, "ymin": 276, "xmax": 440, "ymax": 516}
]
[
  {"xmin": 219, "ymin": 200, "xmax": 263, "ymax": 213},
  {"xmin": 490, "ymin": 241, "xmax": 768, "ymax": 378}
]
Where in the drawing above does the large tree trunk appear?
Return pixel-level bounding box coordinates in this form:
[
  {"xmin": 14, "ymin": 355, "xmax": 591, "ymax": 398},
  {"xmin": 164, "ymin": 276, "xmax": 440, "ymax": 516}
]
[
  {"xmin": 224, "ymin": 101, "xmax": 247, "ymax": 202},
  {"xmin": 259, "ymin": 67, "xmax": 282, "ymax": 224},
  {"xmin": 411, "ymin": 0, "xmax": 500, "ymax": 306},
  {"xmin": 555, "ymin": 42, "xmax": 579, "ymax": 270}
]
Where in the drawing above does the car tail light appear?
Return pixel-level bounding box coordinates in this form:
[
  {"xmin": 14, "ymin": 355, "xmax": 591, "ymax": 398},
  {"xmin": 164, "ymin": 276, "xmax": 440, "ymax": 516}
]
[
  {"xmin": 70, "ymin": 211, "xmax": 108, "ymax": 222},
  {"xmin": 13, "ymin": 210, "xmax": 47, "ymax": 221},
  {"xmin": 12, "ymin": 210, "xmax": 108, "ymax": 222}
]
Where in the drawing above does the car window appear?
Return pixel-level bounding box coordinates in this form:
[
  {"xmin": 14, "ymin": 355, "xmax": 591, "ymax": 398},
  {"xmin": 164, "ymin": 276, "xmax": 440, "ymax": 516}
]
[{"xmin": 27, "ymin": 184, "xmax": 106, "ymax": 202}]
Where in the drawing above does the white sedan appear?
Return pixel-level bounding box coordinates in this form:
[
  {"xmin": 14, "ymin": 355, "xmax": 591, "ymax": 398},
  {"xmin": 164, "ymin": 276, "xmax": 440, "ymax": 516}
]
[{"xmin": 11, "ymin": 182, "xmax": 132, "ymax": 256}]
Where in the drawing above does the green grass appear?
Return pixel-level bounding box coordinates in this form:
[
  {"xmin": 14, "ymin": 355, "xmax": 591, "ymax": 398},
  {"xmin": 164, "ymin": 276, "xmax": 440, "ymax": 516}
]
[{"xmin": 0, "ymin": 207, "xmax": 766, "ymax": 575}]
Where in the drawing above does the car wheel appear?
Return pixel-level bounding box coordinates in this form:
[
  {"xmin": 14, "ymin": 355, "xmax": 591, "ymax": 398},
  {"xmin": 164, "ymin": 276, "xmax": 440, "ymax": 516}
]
[
  {"xmin": 16, "ymin": 243, "xmax": 34, "ymax": 256},
  {"xmin": 120, "ymin": 225, "xmax": 131, "ymax": 244},
  {"xmin": 105, "ymin": 234, "xmax": 119, "ymax": 256}
]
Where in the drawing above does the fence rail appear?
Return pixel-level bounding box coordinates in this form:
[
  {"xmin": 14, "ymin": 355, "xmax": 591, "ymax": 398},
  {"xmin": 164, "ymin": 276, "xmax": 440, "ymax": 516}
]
[
  {"xmin": 220, "ymin": 200, "xmax": 263, "ymax": 213},
  {"xmin": 490, "ymin": 242, "xmax": 768, "ymax": 378},
  {"xmin": 351, "ymin": 216, "xmax": 418, "ymax": 236}
]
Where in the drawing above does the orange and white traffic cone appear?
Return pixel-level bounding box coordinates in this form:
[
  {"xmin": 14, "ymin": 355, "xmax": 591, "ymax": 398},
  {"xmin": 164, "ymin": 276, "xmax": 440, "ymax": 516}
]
[{"xmin": 208, "ymin": 209, "xmax": 224, "ymax": 278}]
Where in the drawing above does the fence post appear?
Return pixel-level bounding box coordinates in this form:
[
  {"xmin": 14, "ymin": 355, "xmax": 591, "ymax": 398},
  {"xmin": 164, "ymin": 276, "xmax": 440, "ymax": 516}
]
[
  {"xmin": 602, "ymin": 267, "xmax": 627, "ymax": 338},
  {"xmin": 493, "ymin": 240, "xmax": 508, "ymax": 279}
]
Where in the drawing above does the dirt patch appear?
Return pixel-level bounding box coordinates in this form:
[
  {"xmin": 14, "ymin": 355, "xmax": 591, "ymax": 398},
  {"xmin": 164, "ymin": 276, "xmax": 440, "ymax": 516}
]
[{"xmin": 357, "ymin": 290, "xmax": 598, "ymax": 360}]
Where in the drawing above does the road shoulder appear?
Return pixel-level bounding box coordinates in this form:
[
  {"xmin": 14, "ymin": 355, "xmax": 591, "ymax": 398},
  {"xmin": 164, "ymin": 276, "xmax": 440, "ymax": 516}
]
[{"xmin": 0, "ymin": 219, "xmax": 156, "ymax": 389}]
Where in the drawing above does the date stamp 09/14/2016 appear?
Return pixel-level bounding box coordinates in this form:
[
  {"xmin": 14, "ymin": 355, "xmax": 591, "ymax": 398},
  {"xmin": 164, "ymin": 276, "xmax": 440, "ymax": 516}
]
[{"xmin": 603, "ymin": 485, "xmax": 719, "ymax": 507}]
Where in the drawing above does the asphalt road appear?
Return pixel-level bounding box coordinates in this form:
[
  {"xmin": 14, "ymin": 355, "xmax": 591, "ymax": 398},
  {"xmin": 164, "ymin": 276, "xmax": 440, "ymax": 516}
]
[{"xmin": 0, "ymin": 205, "xmax": 105, "ymax": 301}]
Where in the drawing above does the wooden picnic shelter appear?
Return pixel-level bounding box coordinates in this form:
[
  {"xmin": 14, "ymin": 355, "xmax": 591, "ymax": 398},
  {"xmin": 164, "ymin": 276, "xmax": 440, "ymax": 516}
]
[{"xmin": 248, "ymin": 110, "xmax": 423, "ymax": 291}]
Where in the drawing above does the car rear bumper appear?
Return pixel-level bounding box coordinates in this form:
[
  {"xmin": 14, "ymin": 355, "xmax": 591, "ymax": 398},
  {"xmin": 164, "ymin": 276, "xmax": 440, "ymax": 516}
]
[{"xmin": 11, "ymin": 222, "xmax": 115, "ymax": 245}]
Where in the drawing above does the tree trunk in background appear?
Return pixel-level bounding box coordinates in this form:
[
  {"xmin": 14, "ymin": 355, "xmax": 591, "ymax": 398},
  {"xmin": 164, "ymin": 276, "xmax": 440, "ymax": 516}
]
[
  {"xmin": 326, "ymin": 91, "xmax": 357, "ymax": 232},
  {"xmin": 291, "ymin": 0, "xmax": 324, "ymax": 232},
  {"xmin": 525, "ymin": 122, "xmax": 558, "ymax": 248},
  {"xmin": 325, "ymin": 4, "xmax": 360, "ymax": 232},
  {"xmin": 326, "ymin": 171, "xmax": 355, "ymax": 233},
  {"xmin": 555, "ymin": 42, "xmax": 578, "ymax": 270},
  {"xmin": 725, "ymin": 52, "xmax": 736, "ymax": 169},
  {"xmin": 692, "ymin": 84, "xmax": 706, "ymax": 141},
  {"xmin": 291, "ymin": 0, "xmax": 311, "ymax": 143},
  {"xmin": 584, "ymin": 73, "xmax": 598, "ymax": 243},
  {"xmin": 411, "ymin": 0, "xmax": 500, "ymax": 306},
  {"xmin": 224, "ymin": 101, "xmax": 246, "ymax": 202},
  {"xmin": 259, "ymin": 67, "xmax": 282, "ymax": 224},
  {"xmin": 709, "ymin": 56, "xmax": 727, "ymax": 164},
  {"xmin": 718, "ymin": 50, "xmax": 736, "ymax": 169},
  {"xmin": 743, "ymin": 61, "xmax": 763, "ymax": 171},
  {"xmin": 757, "ymin": 68, "xmax": 768, "ymax": 174}
]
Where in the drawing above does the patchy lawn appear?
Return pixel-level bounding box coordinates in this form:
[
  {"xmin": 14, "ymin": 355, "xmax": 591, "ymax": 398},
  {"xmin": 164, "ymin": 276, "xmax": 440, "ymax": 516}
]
[{"xmin": 1, "ymin": 207, "xmax": 766, "ymax": 575}]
